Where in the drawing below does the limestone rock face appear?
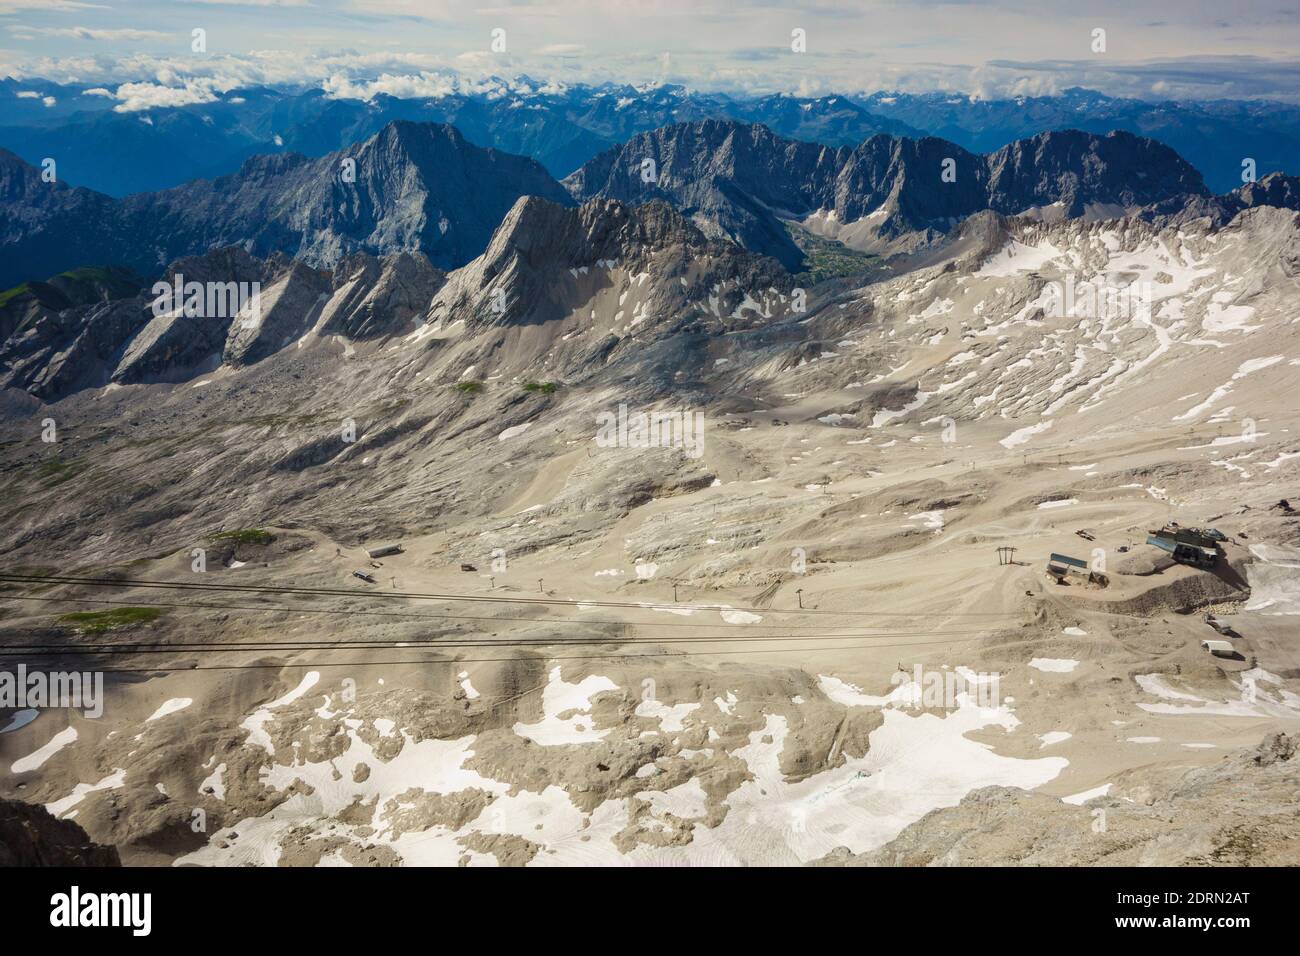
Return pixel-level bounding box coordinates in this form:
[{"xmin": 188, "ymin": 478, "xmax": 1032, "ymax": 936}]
[
  {"xmin": 0, "ymin": 122, "xmax": 574, "ymax": 287},
  {"xmin": 319, "ymin": 251, "xmax": 446, "ymax": 340},
  {"xmin": 566, "ymin": 121, "xmax": 1210, "ymax": 268},
  {"xmin": 813, "ymin": 734, "xmax": 1299, "ymax": 867},
  {"xmin": 120, "ymin": 122, "xmax": 573, "ymax": 273},
  {"xmin": 0, "ymin": 245, "xmax": 447, "ymax": 397},
  {"xmin": 427, "ymin": 195, "xmax": 791, "ymax": 334}
]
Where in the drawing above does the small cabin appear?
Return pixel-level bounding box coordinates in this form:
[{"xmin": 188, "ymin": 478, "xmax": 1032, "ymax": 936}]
[
  {"xmin": 1047, "ymin": 552, "xmax": 1089, "ymax": 576},
  {"xmin": 1201, "ymin": 639, "xmax": 1236, "ymax": 658},
  {"xmin": 1146, "ymin": 535, "xmax": 1217, "ymax": 569},
  {"xmin": 366, "ymin": 544, "xmax": 404, "ymax": 559}
]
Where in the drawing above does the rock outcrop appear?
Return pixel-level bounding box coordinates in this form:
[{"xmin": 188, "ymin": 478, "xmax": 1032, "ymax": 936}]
[
  {"xmin": 0, "ymin": 797, "xmax": 121, "ymax": 866},
  {"xmin": 0, "ymin": 123, "xmax": 573, "ymax": 287},
  {"xmin": 0, "ymin": 245, "xmax": 447, "ymax": 399},
  {"xmin": 427, "ymin": 195, "xmax": 791, "ymax": 331},
  {"xmin": 566, "ymin": 121, "xmax": 1211, "ymax": 268},
  {"xmin": 814, "ymin": 734, "xmax": 1299, "ymax": 866}
]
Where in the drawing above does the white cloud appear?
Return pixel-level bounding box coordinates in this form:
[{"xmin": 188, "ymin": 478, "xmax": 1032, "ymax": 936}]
[
  {"xmin": 5, "ymin": 47, "xmax": 1300, "ymax": 104},
  {"xmin": 537, "ymin": 44, "xmax": 585, "ymax": 57},
  {"xmin": 111, "ymin": 79, "xmax": 230, "ymax": 112},
  {"xmin": 320, "ymin": 67, "xmax": 561, "ymax": 102},
  {"xmin": 2, "ymin": 3, "xmax": 1299, "ymax": 104},
  {"xmin": 0, "ymin": 1, "xmax": 109, "ymax": 11},
  {"xmin": 8, "ymin": 26, "xmax": 169, "ymax": 42},
  {"xmin": 12, "ymin": 91, "xmax": 57, "ymax": 107},
  {"xmin": 187, "ymin": 0, "xmax": 311, "ymax": 5},
  {"xmin": 322, "ymin": 70, "xmax": 459, "ymax": 102}
]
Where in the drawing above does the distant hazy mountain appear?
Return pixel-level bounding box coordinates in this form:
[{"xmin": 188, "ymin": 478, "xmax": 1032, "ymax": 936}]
[
  {"xmin": 0, "ymin": 81, "xmax": 916, "ymax": 195},
  {"xmin": 728, "ymin": 93, "xmax": 922, "ymax": 144},
  {"xmin": 858, "ymin": 88, "xmax": 1300, "ymax": 193},
  {"xmin": 0, "ymin": 147, "xmax": 123, "ymax": 290},
  {"xmin": 3, "ymin": 80, "xmax": 1294, "ymax": 197},
  {"xmin": 566, "ymin": 120, "xmax": 1211, "ymax": 269},
  {"xmin": 0, "ymin": 122, "xmax": 572, "ymax": 287},
  {"xmin": 0, "ymin": 82, "xmax": 841, "ymax": 193},
  {"xmin": 0, "ymin": 90, "xmax": 284, "ymax": 199},
  {"xmin": 122, "ymin": 122, "xmax": 573, "ymax": 271}
]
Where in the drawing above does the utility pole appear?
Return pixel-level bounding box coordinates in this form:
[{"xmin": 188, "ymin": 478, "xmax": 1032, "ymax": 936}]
[{"xmin": 796, "ymin": 588, "xmax": 804, "ymax": 609}]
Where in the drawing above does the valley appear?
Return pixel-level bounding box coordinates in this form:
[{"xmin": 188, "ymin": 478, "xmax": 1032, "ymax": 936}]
[{"xmin": 1, "ymin": 161, "xmax": 1297, "ymax": 865}]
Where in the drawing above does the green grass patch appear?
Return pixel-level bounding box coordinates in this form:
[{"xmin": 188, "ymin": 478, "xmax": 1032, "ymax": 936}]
[
  {"xmin": 455, "ymin": 381, "xmax": 484, "ymax": 394},
  {"xmin": 3, "ymin": 267, "xmax": 137, "ymax": 306},
  {"xmin": 59, "ymin": 607, "xmax": 164, "ymax": 633},
  {"xmin": 522, "ymin": 381, "xmax": 558, "ymax": 394},
  {"xmin": 51, "ymin": 265, "xmax": 129, "ymax": 293},
  {"xmin": 786, "ymin": 223, "xmax": 881, "ymax": 284},
  {"xmin": 0, "ymin": 282, "xmax": 32, "ymax": 310},
  {"xmin": 36, "ymin": 459, "xmax": 87, "ymax": 488},
  {"xmin": 210, "ymin": 528, "xmax": 273, "ymax": 546},
  {"xmin": 0, "ymin": 565, "xmax": 58, "ymax": 594}
]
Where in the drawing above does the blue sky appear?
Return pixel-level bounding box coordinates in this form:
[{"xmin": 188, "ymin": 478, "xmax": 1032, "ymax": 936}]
[{"xmin": 3, "ymin": 0, "xmax": 1300, "ymax": 103}]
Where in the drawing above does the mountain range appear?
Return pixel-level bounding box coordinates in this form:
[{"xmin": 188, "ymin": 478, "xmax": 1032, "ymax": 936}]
[
  {"xmin": 0, "ymin": 79, "xmax": 918, "ymax": 196},
  {"xmin": 565, "ymin": 121, "xmax": 1214, "ymax": 268},
  {"xmin": 3, "ymin": 116, "xmax": 1296, "ymax": 288},
  {"xmin": 0, "ymin": 122, "xmax": 570, "ymax": 287},
  {"xmin": 3, "ymin": 79, "xmax": 1297, "ymax": 196}
]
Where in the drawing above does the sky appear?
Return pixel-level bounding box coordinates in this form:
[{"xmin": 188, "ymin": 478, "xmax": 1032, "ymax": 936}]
[{"xmin": 3, "ymin": 0, "xmax": 1300, "ymax": 104}]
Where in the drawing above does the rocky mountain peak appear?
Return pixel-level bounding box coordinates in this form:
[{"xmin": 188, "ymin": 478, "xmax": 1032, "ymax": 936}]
[
  {"xmin": 0, "ymin": 244, "xmax": 448, "ymax": 399},
  {"xmin": 319, "ymin": 250, "xmax": 445, "ymax": 339},
  {"xmin": 1236, "ymin": 170, "xmax": 1300, "ymax": 209},
  {"xmin": 568, "ymin": 120, "xmax": 1226, "ymax": 268},
  {"xmin": 985, "ymin": 128, "xmax": 1209, "ymax": 216},
  {"xmin": 235, "ymin": 151, "xmax": 311, "ymax": 180},
  {"xmin": 0, "ymin": 121, "xmax": 574, "ymax": 288},
  {"xmin": 427, "ymin": 194, "xmax": 790, "ymax": 332}
]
